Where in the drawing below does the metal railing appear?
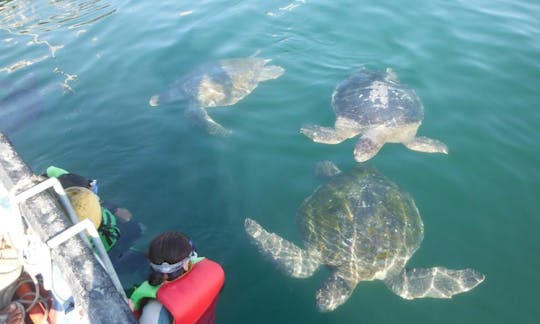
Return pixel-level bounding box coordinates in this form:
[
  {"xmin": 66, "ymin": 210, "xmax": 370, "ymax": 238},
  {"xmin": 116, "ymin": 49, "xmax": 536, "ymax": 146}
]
[{"xmin": 6, "ymin": 177, "xmax": 127, "ymax": 301}]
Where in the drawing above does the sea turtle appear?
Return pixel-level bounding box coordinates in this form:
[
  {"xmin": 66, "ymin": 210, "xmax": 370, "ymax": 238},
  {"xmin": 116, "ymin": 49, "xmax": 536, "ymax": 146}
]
[
  {"xmin": 149, "ymin": 57, "xmax": 284, "ymax": 136},
  {"xmin": 245, "ymin": 161, "xmax": 484, "ymax": 312},
  {"xmin": 300, "ymin": 68, "xmax": 448, "ymax": 162}
]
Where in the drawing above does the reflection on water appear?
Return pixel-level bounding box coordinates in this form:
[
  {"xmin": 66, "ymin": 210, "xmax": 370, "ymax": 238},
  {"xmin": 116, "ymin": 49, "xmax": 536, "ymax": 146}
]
[
  {"xmin": 0, "ymin": 0, "xmax": 115, "ymax": 33},
  {"xmin": 0, "ymin": 54, "xmax": 48, "ymax": 73},
  {"xmin": 266, "ymin": 0, "xmax": 307, "ymax": 17},
  {"xmin": 0, "ymin": 0, "xmax": 115, "ymax": 90}
]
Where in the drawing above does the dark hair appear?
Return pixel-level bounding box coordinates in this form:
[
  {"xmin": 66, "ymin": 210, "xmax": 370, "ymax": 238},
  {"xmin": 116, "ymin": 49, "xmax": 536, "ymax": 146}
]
[
  {"xmin": 58, "ymin": 173, "xmax": 91, "ymax": 189},
  {"xmin": 147, "ymin": 232, "xmax": 192, "ymax": 286}
]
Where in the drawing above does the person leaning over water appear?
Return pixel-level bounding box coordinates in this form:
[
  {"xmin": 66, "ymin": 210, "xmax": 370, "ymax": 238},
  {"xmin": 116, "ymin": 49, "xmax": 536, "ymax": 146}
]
[
  {"xmin": 44, "ymin": 166, "xmax": 145, "ymax": 271},
  {"xmin": 130, "ymin": 232, "xmax": 225, "ymax": 324}
]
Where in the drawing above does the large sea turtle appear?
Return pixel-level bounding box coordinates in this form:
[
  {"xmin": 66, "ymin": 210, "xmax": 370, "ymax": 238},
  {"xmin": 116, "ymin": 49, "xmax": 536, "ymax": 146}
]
[
  {"xmin": 245, "ymin": 161, "xmax": 484, "ymax": 312},
  {"xmin": 149, "ymin": 57, "xmax": 284, "ymax": 136},
  {"xmin": 301, "ymin": 68, "xmax": 448, "ymax": 162}
]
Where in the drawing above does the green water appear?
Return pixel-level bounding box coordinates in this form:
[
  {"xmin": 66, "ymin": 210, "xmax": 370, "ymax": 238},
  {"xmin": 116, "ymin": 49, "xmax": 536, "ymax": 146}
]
[{"xmin": 1, "ymin": 0, "xmax": 539, "ymax": 322}]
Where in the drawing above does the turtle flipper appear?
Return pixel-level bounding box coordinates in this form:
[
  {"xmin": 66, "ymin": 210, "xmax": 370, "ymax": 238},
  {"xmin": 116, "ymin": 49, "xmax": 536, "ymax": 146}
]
[
  {"xmin": 244, "ymin": 218, "xmax": 321, "ymax": 278},
  {"xmin": 314, "ymin": 160, "xmax": 342, "ymax": 180},
  {"xmin": 258, "ymin": 64, "xmax": 285, "ymax": 81},
  {"xmin": 316, "ymin": 270, "xmax": 357, "ymax": 312},
  {"xmin": 353, "ymin": 134, "xmax": 383, "ymax": 162},
  {"xmin": 404, "ymin": 136, "xmax": 448, "ymax": 154},
  {"xmin": 300, "ymin": 125, "xmax": 352, "ymax": 144},
  {"xmin": 184, "ymin": 104, "xmax": 232, "ymax": 136},
  {"xmin": 384, "ymin": 267, "xmax": 485, "ymax": 299}
]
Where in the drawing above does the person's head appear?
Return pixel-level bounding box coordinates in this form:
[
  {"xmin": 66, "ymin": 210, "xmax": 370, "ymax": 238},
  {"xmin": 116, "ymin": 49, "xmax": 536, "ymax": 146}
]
[
  {"xmin": 45, "ymin": 166, "xmax": 98, "ymax": 194},
  {"xmin": 147, "ymin": 232, "xmax": 195, "ymax": 285},
  {"xmin": 65, "ymin": 186, "xmax": 102, "ymax": 229},
  {"xmin": 58, "ymin": 173, "xmax": 98, "ymax": 194}
]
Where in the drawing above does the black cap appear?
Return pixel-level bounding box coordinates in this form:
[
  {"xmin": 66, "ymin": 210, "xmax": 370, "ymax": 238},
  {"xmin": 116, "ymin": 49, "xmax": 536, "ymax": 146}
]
[{"xmin": 58, "ymin": 173, "xmax": 92, "ymax": 189}]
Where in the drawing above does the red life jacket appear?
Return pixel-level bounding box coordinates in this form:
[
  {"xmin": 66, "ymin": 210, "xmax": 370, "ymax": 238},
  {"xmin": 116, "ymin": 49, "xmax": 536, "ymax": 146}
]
[{"xmin": 156, "ymin": 258, "xmax": 225, "ymax": 324}]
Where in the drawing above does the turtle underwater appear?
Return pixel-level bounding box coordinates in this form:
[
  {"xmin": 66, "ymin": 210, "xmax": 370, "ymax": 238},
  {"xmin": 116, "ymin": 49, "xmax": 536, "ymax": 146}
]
[
  {"xmin": 300, "ymin": 68, "xmax": 448, "ymax": 162},
  {"xmin": 245, "ymin": 161, "xmax": 484, "ymax": 312},
  {"xmin": 149, "ymin": 57, "xmax": 284, "ymax": 136}
]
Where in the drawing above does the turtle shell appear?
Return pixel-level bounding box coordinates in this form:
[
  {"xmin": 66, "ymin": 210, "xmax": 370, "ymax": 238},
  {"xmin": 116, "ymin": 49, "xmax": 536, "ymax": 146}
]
[
  {"xmin": 297, "ymin": 165, "xmax": 424, "ymax": 279},
  {"xmin": 331, "ymin": 70, "xmax": 425, "ymax": 129}
]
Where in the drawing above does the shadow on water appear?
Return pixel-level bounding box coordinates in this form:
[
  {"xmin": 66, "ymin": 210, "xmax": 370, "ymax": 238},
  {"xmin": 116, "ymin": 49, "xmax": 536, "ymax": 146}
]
[{"xmin": 0, "ymin": 74, "xmax": 43, "ymax": 135}]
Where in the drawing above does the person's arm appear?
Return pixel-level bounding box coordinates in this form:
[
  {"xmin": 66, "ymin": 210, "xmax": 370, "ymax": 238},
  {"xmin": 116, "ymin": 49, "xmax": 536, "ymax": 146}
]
[{"xmin": 101, "ymin": 201, "xmax": 132, "ymax": 222}]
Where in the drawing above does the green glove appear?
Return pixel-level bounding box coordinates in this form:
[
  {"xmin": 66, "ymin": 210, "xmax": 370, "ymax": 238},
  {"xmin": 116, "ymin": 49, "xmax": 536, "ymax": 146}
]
[{"xmin": 46, "ymin": 165, "xmax": 69, "ymax": 178}]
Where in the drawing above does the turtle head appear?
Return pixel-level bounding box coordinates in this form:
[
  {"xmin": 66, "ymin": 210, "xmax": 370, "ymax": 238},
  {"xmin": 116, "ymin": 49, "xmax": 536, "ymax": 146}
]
[
  {"xmin": 315, "ymin": 161, "xmax": 342, "ymax": 180},
  {"xmin": 149, "ymin": 85, "xmax": 185, "ymax": 107},
  {"xmin": 385, "ymin": 68, "xmax": 400, "ymax": 83},
  {"xmin": 149, "ymin": 95, "xmax": 160, "ymax": 107}
]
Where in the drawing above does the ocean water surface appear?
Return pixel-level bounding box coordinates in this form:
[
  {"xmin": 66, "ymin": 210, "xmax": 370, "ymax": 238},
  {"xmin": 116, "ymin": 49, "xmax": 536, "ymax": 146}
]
[{"xmin": 1, "ymin": 0, "xmax": 539, "ymax": 323}]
